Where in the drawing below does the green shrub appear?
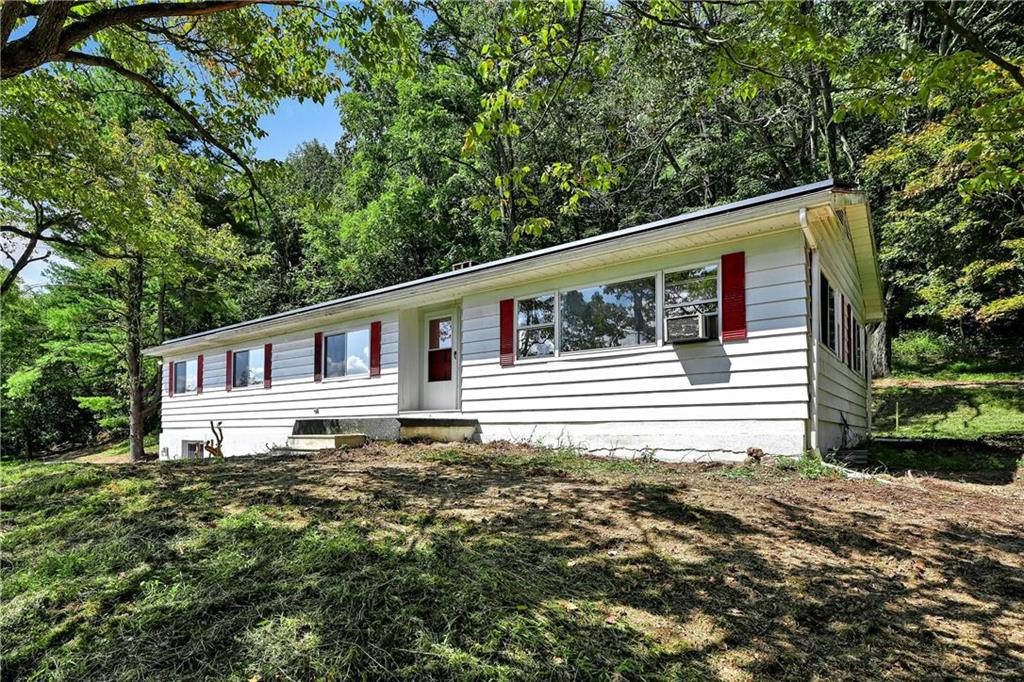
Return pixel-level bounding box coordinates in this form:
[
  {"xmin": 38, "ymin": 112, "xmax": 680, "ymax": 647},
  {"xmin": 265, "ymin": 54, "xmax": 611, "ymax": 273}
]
[
  {"xmin": 892, "ymin": 330, "xmax": 955, "ymax": 370},
  {"xmin": 777, "ymin": 451, "xmax": 843, "ymax": 480}
]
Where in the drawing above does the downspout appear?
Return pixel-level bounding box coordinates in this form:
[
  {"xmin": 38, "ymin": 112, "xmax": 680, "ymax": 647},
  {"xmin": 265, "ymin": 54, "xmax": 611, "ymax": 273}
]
[{"xmin": 801, "ymin": 208, "xmax": 820, "ymax": 454}]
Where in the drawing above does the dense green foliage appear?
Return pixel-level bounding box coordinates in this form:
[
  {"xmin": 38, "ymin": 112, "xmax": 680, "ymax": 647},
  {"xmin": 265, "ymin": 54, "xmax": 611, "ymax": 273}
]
[{"xmin": 3, "ymin": 1, "xmax": 1023, "ymax": 456}]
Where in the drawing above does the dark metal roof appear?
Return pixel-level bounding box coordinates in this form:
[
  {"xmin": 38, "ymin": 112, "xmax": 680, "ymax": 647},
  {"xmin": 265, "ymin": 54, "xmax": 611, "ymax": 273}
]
[{"xmin": 157, "ymin": 179, "xmax": 837, "ymax": 348}]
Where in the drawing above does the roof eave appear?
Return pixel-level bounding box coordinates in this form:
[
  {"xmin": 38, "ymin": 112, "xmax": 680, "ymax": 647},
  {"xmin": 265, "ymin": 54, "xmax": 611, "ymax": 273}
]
[{"xmin": 145, "ymin": 180, "xmax": 842, "ymax": 356}]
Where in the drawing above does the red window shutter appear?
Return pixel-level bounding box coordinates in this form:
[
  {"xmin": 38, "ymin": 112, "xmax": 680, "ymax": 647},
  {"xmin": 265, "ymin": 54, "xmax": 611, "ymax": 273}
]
[
  {"xmin": 720, "ymin": 251, "xmax": 747, "ymax": 341},
  {"xmin": 840, "ymin": 295, "xmax": 846, "ymax": 364},
  {"xmin": 225, "ymin": 350, "xmax": 233, "ymax": 392},
  {"xmin": 370, "ymin": 321, "xmax": 382, "ymax": 377},
  {"xmin": 313, "ymin": 332, "xmax": 323, "ymax": 382},
  {"xmin": 197, "ymin": 354, "xmax": 204, "ymax": 394},
  {"xmin": 846, "ymin": 302, "xmax": 853, "ymax": 367},
  {"xmin": 499, "ymin": 298, "xmax": 514, "ymax": 366},
  {"xmin": 264, "ymin": 343, "xmax": 272, "ymax": 388},
  {"xmin": 167, "ymin": 361, "xmax": 174, "ymax": 397}
]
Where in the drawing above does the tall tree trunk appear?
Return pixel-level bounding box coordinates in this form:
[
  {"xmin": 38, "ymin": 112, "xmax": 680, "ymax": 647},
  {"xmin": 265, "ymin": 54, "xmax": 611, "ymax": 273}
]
[
  {"xmin": 157, "ymin": 280, "xmax": 167, "ymax": 344},
  {"xmin": 871, "ymin": 285, "xmax": 896, "ymax": 377},
  {"xmin": 806, "ymin": 63, "xmax": 819, "ymax": 164},
  {"xmin": 817, "ymin": 66, "xmax": 847, "ymax": 178},
  {"xmin": 815, "ymin": 66, "xmax": 840, "ymax": 180},
  {"xmin": 871, "ymin": 321, "xmax": 891, "ymax": 378},
  {"xmin": 126, "ymin": 254, "xmax": 145, "ymax": 463}
]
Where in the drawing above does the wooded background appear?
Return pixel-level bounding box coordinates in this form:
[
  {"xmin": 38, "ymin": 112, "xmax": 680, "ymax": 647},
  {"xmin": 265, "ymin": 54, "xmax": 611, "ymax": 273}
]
[{"xmin": 2, "ymin": 0, "xmax": 1022, "ymax": 460}]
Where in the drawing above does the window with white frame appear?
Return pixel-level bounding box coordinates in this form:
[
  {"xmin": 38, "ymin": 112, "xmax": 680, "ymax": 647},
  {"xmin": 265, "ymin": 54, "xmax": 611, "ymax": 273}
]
[
  {"xmin": 517, "ymin": 294, "xmax": 555, "ymax": 358},
  {"xmin": 173, "ymin": 359, "xmax": 198, "ymax": 394},
  {"xmin": 560, "ymin": 276, "xmax": 656, "ymax": 353},
  {"xmin": 323, "ymin": 328, "xmax": 371, "ymax": 378},
  {"xmin": 232, "ymin": 346, "xmax": 265, "ymax": 388},
  {"xmin": 663, "ymin": 264, "xmax": 719, "ymax": 338}
]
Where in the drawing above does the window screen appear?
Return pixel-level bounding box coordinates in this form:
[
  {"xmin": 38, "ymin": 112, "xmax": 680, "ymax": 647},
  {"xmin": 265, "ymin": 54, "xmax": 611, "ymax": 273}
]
[
  {"xmin": 174, "ymin": 359, "xmax": 197, "ymax": 394},
  {"xmin": 517, "ymin": 294, "xmax": 555, "ymax": 358},
  {"xmin": 664, "ymin": 265, "xmax": 719, "ymax": 338}
]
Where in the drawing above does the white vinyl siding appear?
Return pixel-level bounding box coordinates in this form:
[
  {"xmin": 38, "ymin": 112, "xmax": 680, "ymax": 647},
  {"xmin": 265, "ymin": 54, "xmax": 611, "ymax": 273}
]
[
  {"xmin": 160, "ymin": 315, "xmax": 398, "ymax": 457},
  {"xmin": 460, "ymin": 230, "xmax": 810, "ymax": 460},
  {"xmin": 813, "ymin": 213, "xmax": 870, "ymax": 451}
]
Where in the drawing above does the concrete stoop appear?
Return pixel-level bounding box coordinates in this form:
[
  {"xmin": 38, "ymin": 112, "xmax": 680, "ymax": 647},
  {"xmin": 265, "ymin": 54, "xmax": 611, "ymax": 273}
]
[
  {"xmin": 285, "ymin": 433, "xmax": 368, "ymax": 452},
  {"xmin": 281, "ymin": 416, "xmax": 481, "ymax": 453}
]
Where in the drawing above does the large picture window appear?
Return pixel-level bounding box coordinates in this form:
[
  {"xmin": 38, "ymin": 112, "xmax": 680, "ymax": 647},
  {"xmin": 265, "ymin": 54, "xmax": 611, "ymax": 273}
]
[
  {"xmin": 173, "ymin": 359, "xmax": 197, "ymax": 394},
  {"xmin": 517, "ymin": 294, "xmax": 555, "ymax": 358},
  {"xmin": 664, "ymin": 265, "xmax": 719, "ymax": 338},
  {"xmin": 324, "ymin": 328, "xmax": 371, "ymax": 378},
  {"xmin": 560, "ymin": 276, "xmax": 656, "ymax": 353},
  {"xmin": 232, "ymin": 346, "xmax": 265, "ymax": 388}
]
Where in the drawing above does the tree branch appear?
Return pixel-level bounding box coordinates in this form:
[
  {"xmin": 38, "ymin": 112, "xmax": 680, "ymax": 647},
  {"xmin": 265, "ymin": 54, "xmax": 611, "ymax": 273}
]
[
  {"xmin": 1, "ymin": 1, "xmax": 300, "ymax": 79},
  {"xmin": 0, "ymin": 0, "xmax": 27, "ymax": 49},
  {"xmin": 1, "ymin": 222, "xmax": 123, "ymax": 259},
  {"xmin": 928, "ymin": 2, "xmax": 1024, "ymax": 88},
  {"xmin": 59, "ymin": 50, "xmax": 268, "ymax": 223}
]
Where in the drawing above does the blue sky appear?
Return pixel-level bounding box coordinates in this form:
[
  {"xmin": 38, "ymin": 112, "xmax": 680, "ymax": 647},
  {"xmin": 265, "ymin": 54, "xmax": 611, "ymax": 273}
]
[{"xmin": 254, "ymin": 97, "xmax": 343, "ymax": 160}]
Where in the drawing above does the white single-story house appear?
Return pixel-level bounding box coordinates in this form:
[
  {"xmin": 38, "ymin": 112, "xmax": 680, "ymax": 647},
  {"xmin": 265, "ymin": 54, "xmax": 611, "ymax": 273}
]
[{"xmin": 145, "ymin": 179, "xmax": 884, "ymax": 462}]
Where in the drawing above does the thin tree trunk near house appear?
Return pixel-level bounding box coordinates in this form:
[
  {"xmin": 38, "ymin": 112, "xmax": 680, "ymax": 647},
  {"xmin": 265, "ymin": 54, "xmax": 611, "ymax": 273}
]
[
  {"xmin": 126, "ymin": 254, "xmax": 146, "ymax": 463},
  {"xmin": 815, "ymin": 66, "xmax": 840, "ymax": 180},
  {"xmin": 871, "ymin": 321, "xmax": 891, "ymax": 378},
  {"xmin": 157, "ymin": 280, "xmax": 167, "ymax": 344},
  {"xmin": 806, "ymin": 63, "xmax": 819, "ymax": 163},
  {"xmin": 871, "ymin": 285, "xmax": 897, "ymax": 378}
]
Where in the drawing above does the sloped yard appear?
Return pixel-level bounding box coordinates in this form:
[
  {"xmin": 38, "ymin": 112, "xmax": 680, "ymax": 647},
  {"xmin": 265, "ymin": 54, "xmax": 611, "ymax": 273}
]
[{"xmin": 2, "ymin": 443, "xmax": 1022, "ymax": 680}]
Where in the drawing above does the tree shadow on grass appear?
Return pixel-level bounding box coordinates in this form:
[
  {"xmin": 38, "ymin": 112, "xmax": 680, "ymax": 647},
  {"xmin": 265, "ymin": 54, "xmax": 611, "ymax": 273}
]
[
  {"xmin": 3, "ymin": 452, "xmax": 1023, "ymax": 680},
  {"xmin": 873, "ymin": 386, "xmax": 1024, "ymax": 439},
  {"xmin": 866, "ymin": 435, "xmax": 1023, "ymax": 485}
]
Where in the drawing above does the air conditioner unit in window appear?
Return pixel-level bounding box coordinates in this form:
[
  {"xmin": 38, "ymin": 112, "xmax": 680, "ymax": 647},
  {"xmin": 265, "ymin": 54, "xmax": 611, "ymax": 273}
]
[{"xmin": 665, "ymin": 313, "xmax": 711, "ymax": 343}]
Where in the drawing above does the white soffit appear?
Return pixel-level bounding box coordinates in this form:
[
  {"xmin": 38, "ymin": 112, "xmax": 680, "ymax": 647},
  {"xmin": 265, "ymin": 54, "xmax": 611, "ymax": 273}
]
[{"xmin": 146, "ymin": 184, "xmax": 840, "ymax": 355}]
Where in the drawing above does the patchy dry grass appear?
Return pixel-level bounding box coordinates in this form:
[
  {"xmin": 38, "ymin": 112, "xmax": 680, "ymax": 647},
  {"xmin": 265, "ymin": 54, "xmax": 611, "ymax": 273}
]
[{"xmin": 2, "ymin": 442, "xmax": 1022, "ymax": 680}]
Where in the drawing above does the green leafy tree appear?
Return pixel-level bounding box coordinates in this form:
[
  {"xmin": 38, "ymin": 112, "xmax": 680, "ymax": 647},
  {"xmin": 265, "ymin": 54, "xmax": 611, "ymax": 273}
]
[{"xmin": 2, "ymin": 72, "xmax": 242, "ymax": 461}]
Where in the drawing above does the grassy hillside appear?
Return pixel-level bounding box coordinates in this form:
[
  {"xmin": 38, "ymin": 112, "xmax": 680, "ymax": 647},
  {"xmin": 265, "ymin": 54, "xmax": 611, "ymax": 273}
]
[
  {"xmin": 872, "ymin": 385, "xmax": 1024, "ymax": 439},
  {"xmin": 869, "ymin": 335, "xmax": 1024, "ymax": 475},
  {"xmin": 2, "ymin": 443, "xmax": 1021, "ymax": 680}
]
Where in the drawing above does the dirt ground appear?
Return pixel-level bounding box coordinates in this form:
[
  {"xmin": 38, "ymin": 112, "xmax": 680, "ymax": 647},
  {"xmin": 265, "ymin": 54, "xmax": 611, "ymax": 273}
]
[
  {"xmin": 10, "ymin": 441, "xmax": 1021, "ymax": 679},
  {"xmin": 205, "ymin": 442, "xmax": 1023, "ymax": 678}
]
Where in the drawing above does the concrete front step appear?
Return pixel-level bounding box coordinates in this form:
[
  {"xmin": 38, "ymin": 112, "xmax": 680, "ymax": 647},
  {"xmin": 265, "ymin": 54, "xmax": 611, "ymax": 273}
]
[
  {"xmin": 399, "ymin": 420, "xmax": 478, "ymax": 443},
  {"xmin": 286, "ymin": 433, "xmax": 368, "ymax": 451},
  {"xmin": 292, "ymin": 416, "xmax": 481, "ymax": 444}
]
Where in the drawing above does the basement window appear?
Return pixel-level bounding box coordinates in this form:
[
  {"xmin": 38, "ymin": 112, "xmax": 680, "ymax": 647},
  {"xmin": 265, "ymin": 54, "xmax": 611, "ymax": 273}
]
[{"xmin": 182, "ymin": 441, "xmax": 204, "ymax": 460}]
